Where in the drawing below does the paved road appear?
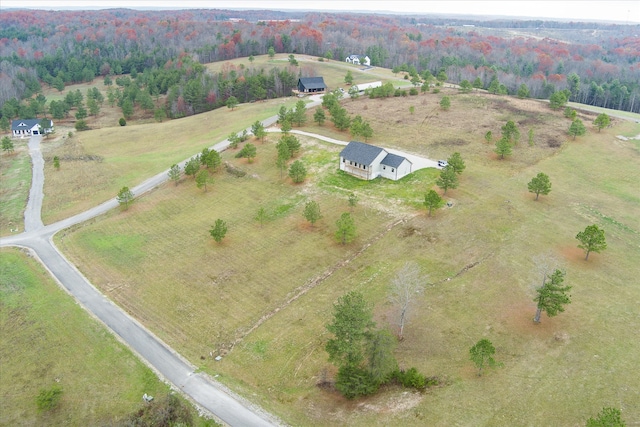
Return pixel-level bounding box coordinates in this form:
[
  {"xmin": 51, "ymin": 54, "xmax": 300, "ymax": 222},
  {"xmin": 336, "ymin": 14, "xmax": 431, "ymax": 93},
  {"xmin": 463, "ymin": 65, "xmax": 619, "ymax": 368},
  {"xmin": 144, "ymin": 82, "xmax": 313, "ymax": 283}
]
[
  {"xmin": 24, "ymin": 135, "xmax": 44, "ymax": 231},
  {"xmin": 1, "ymin": 135, "xmax": 281, "ymax": 427},
  {"xmin": 2, "ymin": 96, "xmax": 419, "ymax": 425}
]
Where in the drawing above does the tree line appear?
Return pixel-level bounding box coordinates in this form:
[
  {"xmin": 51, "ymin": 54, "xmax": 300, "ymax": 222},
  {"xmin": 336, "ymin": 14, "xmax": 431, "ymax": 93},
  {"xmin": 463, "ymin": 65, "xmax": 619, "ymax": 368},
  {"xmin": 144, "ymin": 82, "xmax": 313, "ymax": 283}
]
[{"xmin": 1, "ymin": 8, "xmax": 638, "ymax": 113}]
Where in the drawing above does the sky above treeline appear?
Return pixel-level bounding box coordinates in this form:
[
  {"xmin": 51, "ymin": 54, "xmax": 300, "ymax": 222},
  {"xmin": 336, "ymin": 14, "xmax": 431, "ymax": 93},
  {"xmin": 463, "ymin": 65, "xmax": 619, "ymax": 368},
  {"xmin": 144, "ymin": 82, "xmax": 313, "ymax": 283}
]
[{"xmin": 2, "ymin": 0, "xmax": 639, "ymax": 24}]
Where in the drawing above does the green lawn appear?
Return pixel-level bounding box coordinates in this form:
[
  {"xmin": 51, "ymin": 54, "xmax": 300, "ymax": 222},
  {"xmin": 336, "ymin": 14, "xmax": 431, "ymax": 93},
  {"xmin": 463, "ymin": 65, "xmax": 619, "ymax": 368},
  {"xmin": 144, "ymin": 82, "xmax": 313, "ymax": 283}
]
[
  {"xmin": 205, "ymin": 53, "xmax": 409, "ymax": 92},
  {"xmin": 0, "ymin": 248, "xmax": 170, "ymax": 425},
  {"xmin": 217, "ymin": 124, "xmax": 640, "ymax": 426},
  {"xmin": 56, "ymin": 107, "xmax": 640, "ymax": 425}
]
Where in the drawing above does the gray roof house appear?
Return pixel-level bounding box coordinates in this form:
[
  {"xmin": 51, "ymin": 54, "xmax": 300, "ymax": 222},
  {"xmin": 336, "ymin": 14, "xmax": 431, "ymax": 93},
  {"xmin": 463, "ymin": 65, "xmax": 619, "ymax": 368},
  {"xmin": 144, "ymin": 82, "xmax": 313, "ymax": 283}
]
[
  {"xmin": 297, "ymin": 77, "xmax": 326, "ymax": 93},
  {"xmin": 339, "ymin": 141, "xmax": 412, "ymax": 181},
  {"xmin": 11, "ymin": 118, "xmax": 54, "ymax": 138}
]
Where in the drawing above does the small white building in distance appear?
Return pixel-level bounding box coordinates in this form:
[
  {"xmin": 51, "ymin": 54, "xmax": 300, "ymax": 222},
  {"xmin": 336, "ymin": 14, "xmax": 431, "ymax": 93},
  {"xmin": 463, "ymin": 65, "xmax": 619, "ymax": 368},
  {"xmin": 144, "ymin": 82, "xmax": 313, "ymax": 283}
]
[
  {"xmin": 352, "ymin": 81, "xmax": 382, "ymax": 93},
  {"xmin": 345, "ymin": 54, "xmax": 360, "ymax": 65},
  {"xmin": 345, "ymin": 55, "xmax": 371, "ymax": 66}
]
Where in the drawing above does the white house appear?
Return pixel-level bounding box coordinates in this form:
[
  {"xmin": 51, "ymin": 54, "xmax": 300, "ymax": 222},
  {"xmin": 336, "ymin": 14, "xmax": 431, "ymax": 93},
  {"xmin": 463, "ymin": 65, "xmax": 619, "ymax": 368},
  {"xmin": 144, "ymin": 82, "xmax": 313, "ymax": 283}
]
[
  {"xmin": 11, "ymin": 119, "xmax": 54, "ymax": 138},
  {"xmin": 346, "ymin": 55, "xmax": 371, "ymax": 66},
  {"xmin": 339, "ymin": 141, "xmax": 412, "ymax": 181},
  {"xmin": 345, "ymin": 54, "xmax": 360, "ymax": 65}
]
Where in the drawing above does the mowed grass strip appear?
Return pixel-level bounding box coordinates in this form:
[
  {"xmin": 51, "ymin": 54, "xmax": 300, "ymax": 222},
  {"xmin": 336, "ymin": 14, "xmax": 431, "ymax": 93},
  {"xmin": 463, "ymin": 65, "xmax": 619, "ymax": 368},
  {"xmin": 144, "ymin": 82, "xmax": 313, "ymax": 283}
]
[
  {"xmin": 56, "ymin": 137, "xmax": 417, "ymax": 363},
  {"xmin": 0, "ymin": 248, "xmax": 169, "ymax": 426},
  {"xmin": 208, "ymin": 126, "xmax": 640, "ymax": 425},
  {"xmin": 0, "ymin": 142, "xmax": 31, "ymax": 236},
  {"xmin": 41, "ymin": 97, "xmax": 301, "ymax": 224}
]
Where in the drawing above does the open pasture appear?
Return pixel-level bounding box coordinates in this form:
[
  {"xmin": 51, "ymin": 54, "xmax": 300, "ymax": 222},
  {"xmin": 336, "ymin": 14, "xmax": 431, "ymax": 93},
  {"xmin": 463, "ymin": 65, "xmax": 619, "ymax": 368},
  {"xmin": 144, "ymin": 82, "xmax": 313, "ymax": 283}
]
[
  {"xmin": 0, "ymin": 248, "xmax": 171, "ymax": 425},
  {"xmin": 217, "ymin": 120, "xmax": 640, "ymax": 425},
  {"xmin": 55, "ymin": 136, "xmax": 431, "ymax": 364},
  {"xmin": 56, "ymin": 85, "xmax": 640, "ymax": 426}
]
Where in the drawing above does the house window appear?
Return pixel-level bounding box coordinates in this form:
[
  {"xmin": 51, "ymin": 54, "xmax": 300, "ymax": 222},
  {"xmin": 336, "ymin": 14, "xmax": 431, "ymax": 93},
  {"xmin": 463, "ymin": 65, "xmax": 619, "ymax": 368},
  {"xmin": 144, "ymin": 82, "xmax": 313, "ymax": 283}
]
[
  {"xmin": 343, "ymin": 158, "xmax": 345, "ymax": 163},
  {"xmin": 392, "ymin": 168, "xmax": 395, "ymax": 173},
  {"xmin": 350, "ymin": 161, "xmax": 353, "ymax": 165},
  {"xmin": 383, "ymin": 166, "xmax": 386, "ymax": 170},
  {"xmin": 363, "ymin": 165, "xmax": 366, "ymax": 170}
]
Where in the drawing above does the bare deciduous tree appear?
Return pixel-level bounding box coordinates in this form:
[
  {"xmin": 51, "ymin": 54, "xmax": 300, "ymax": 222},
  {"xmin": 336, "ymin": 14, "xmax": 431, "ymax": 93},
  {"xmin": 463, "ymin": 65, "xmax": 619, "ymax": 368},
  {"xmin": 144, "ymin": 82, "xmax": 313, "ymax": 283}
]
[
  {"xmin": 531, "ymin": 253, "xmax": 561, "ymax": 290},
  {"xmin": 389, "ymin": 262, "xmax": 426, "ymax": 340}
]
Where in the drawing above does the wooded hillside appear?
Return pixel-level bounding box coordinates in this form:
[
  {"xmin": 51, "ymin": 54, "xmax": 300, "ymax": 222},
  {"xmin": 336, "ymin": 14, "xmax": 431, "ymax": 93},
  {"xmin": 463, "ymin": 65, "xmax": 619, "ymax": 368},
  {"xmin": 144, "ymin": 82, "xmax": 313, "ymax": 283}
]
[{"xmin": 1, "ymin": 8, "xmax": 638, "ymax": 113}]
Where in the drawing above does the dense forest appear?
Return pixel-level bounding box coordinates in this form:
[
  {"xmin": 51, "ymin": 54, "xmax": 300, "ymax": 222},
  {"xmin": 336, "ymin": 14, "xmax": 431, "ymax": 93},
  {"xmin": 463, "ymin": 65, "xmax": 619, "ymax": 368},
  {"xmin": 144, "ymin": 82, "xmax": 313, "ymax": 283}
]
[{"xmin": 0, "ymin": 7, "xmax": 639, "ymax": 117}]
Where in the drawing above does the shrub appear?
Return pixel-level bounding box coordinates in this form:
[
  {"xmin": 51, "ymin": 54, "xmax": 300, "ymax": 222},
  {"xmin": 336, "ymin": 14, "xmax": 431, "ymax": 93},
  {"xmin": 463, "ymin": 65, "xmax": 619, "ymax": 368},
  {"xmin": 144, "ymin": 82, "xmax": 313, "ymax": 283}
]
[
  {"xmin": 335, "ymin": 365, "xmax": 379, "ymax": 399},
  {"xmin": 125, "ymin": 394, "xmax": 193, "ymax": 426},
  {"xmin": 119, "ymin": 117, "xmax": 126, "ymax": 126},
  {"xmin": 75, "ymin": 120, "xmax": 88, "ymax": 131},
  {"xmin": 36, "ymin": 384, "xmax": 63, "ymax": 412},
  {"xmin": 395, "ymin": 367, "xmax": 426, "ymax": 388},
  {"xmin": 392, "ymin": 367, "xmax": 438, "ymax": 390},
  {"xmin": 409, "ymin": 88, "xmax": 419, "ymax": 96}
]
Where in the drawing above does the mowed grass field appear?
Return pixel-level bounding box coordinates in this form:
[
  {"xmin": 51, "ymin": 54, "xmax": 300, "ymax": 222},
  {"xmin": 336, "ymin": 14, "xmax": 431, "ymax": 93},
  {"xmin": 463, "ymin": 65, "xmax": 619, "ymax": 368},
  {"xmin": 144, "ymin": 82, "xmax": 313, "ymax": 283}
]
[
  {"xmin": 205, "ymin": 53, "xmax": 409, "ymax": 92},
  {"xmin": 55, "ymin": 84, "xmax": 640, "ymax": 426},
  {"xmin": 0, "ymin": 248, "xmax": 170, "ymax": 425},
  {"xmin": 0, "ymin": 141, "xmax": 31, "ymax": 236},
  {"xmin": 55, "ymin": 136, "xmax": 431, "ymax": 361},
  {"xmin": 40, "ymin": 96, "xmax": 301, "ymax": 224}
]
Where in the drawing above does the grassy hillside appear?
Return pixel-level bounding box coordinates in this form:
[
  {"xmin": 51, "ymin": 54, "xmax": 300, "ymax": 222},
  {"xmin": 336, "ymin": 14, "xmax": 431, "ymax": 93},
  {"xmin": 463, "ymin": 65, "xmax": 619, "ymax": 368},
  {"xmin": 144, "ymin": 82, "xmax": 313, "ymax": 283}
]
[
  {"xmin": 4, "ymin": 55, "xmax": 638, "ymax": 425},
  {"xmin": 40, "ymin": 97, "xmax": 300, "ymax": 224},
  {"xmin": 55, "ymin": 86, "xmax": 640, "ymax": 425},
  {"xmin": 37, "ymin": 54, "xmax": 413, "ymax": 225},
  {"xmin": 205, "ymin": 53, "xmax": 410, "ymax": 92}
]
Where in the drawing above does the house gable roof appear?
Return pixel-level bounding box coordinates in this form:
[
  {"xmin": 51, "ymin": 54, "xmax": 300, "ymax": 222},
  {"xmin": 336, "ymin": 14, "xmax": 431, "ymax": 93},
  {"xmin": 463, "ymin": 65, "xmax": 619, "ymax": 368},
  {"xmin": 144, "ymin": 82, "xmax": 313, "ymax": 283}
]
[
  {"xmin": 340, "ymin": 141, "xmax": 385, "ymax": 165},
  {"xmin": 298, "ymin": 77, "xmax": 326, "ymax": 90},
  {"xmin": 381, "ymin": 152, "xmax": 410, "ymax": 168},
  {"xmin": 11, "ymin": 119, "xmax": 44, "ymax": 131}
]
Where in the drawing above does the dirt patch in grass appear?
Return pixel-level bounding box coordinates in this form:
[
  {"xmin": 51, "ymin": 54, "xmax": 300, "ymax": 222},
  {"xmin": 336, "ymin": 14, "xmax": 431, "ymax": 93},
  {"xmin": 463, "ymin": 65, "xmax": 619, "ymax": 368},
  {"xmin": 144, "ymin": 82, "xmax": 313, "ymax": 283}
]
[
  {"xmin": 558, "ymin": 245, "xmax": 607, "ymax": 268},
  {"xmin": 499, "ymin": 300, "xmax": 559, "ymax": 337}
]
